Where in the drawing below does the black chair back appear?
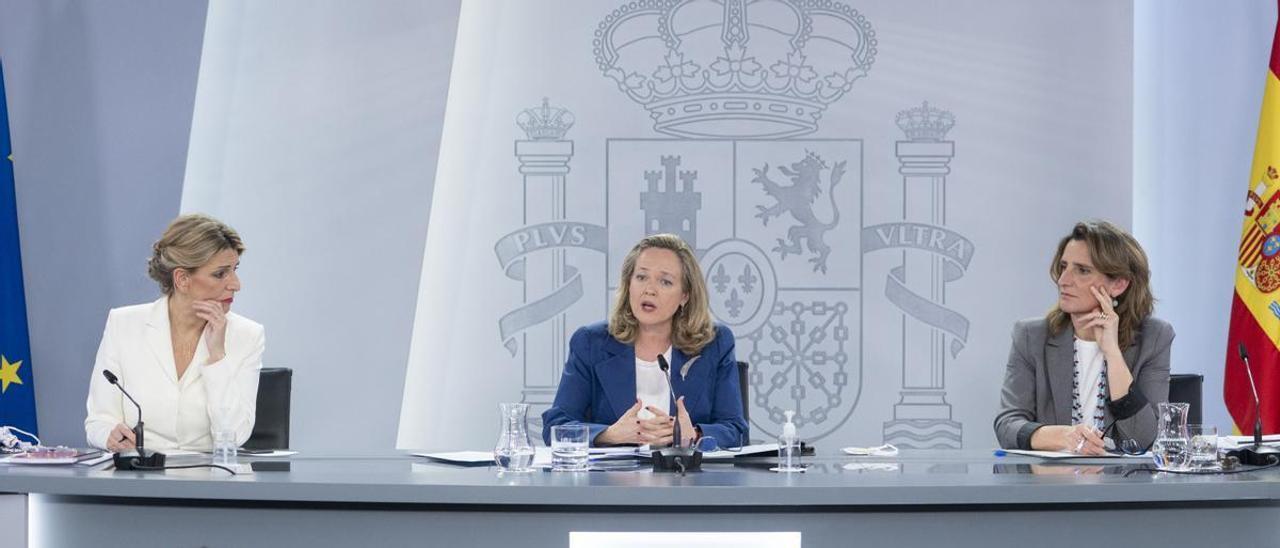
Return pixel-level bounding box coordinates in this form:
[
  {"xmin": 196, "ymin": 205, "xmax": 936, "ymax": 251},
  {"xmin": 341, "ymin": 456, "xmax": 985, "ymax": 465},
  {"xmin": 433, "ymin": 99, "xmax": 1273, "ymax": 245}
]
[
  {"xmin": 1169, "ymin": 373, "xmax": 1203, "ymax": 425},
  {"xmin": 737, "ymin": 361, "xmax": 750, "ymax": 423},
  {"xmin": 244, "ymin": 367, "xmax": 292, "ymax": 450}
]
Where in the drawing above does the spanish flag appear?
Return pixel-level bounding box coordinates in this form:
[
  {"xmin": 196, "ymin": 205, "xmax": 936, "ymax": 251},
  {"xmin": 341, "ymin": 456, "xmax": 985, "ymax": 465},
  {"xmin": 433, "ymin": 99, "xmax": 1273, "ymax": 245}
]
[{"xmin": 1227, "ymin": 6, "xmax": 1280, "ymax": 436}]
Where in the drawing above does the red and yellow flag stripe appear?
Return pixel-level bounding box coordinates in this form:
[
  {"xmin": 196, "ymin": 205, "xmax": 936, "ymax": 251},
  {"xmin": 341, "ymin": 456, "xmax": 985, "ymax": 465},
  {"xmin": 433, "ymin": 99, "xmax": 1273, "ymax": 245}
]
[{"xmin": 1226, "ymin": 5, "xmax": 1280, "ymax": 435}]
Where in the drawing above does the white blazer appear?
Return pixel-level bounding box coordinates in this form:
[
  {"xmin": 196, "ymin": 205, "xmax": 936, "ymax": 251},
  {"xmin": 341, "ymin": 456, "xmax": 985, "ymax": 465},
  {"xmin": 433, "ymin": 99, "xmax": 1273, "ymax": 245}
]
[{"xmin": 84, "ymin": 297, "xmax": 265, "ymax": 451}]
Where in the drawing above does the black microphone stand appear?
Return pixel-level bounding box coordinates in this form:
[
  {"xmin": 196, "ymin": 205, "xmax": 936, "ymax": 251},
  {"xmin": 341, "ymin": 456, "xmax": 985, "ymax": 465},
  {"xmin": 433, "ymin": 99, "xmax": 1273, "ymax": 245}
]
[
  {"xmin": 102, "ymin": 370, "xmax": 167, "ymax": 470},
  {"xmin": 1227, "ymin": 343, "xmax": 1280, "ymax": 466},
  {"xmin": 652, "ymin": 355, "xmax": 702, "ymax": 474}
]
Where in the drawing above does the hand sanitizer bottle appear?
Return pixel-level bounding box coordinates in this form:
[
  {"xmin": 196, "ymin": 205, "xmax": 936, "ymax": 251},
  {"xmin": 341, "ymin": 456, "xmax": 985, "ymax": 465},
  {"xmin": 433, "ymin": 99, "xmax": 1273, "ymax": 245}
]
[{"xmin": 776, "ymin": 410, "xmax": 803, "ymax": 472}]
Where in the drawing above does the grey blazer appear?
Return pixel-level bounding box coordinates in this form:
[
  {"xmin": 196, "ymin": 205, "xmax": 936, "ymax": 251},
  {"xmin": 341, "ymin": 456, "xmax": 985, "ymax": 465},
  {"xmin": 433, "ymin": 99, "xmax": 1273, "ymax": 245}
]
[{"xmin": 994, "ymin": 316, "xmax": 1175, "ymax": 450}]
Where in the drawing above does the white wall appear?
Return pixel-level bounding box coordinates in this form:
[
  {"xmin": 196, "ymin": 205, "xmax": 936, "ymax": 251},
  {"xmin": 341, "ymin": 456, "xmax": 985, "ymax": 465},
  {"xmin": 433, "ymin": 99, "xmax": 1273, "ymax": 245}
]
[
  {"xmin": 1134, "ymin": 0, "xmax": 1277, "ymax": 432},
  {"xmin": 181, "ymin": 0, "xmax": 461, "ymax": 450}
]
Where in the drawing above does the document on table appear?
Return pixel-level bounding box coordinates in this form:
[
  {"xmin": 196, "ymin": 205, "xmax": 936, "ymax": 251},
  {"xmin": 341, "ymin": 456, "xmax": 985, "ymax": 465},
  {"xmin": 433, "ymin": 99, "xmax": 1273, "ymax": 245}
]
[
  {"xmin": 237, "ymin": 450, "xmax": 298, "ymax": 457},
  {"xmin": 1000, "ymin": 449, "xmax": 1150, "ymax": 459},
  {"xmin": 1222, "ymin": 435, "xmax": 1280, "ymax": 448},
  {"xmin": 703, "ymin": 443, "xmax": 778, "ymax": 459},
  {"xmin": 412, "ymin": 451, "xmax": 495, "ymax": 465},
  {"xmin": 413, "ymin": 449, "xmax": 562, "ymax": 467}
]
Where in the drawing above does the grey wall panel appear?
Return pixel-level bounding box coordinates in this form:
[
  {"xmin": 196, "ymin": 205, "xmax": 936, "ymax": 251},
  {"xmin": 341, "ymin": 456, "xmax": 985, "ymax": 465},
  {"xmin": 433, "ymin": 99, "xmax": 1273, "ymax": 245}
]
[
  {"xmin": 0, "ymin": 0, "xmax": 209, "ymax": 446},
  {"xmin": 181, "ymin": 0, "xmax": 462, "ymax": 450}
]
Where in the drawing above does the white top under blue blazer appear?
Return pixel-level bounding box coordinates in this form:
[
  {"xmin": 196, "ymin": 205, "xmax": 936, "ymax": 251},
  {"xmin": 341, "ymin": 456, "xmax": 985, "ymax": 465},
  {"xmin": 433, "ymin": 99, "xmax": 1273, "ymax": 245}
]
[{"xmin": 542, "ymin": 321, "xmax": 748, "ymax": 449}]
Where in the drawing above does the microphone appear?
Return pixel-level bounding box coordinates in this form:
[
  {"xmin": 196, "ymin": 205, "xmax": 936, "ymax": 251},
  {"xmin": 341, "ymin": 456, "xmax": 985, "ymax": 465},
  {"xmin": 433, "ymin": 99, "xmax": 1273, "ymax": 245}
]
[
  {"xmin": 1228, "ymin": 343, "xmax": 1280, "ymax": 465},
  {"xmin": 656, "ymin": 354, "xmax": 682, "ymax": 448},
  {"xmin": 102, "ymin": 370, "xmax": 166, "ymax": 471},
  {"xmin": 654, "ymin": 354, "xmax": 701, "ymax": 474}
]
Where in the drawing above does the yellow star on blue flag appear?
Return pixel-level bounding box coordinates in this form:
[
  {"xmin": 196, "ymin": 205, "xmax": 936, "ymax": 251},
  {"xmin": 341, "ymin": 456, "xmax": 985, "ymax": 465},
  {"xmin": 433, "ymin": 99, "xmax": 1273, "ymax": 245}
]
[
  {"xmin": 0, "ymin": 58, "xmax": 38, "ymax": 434},
  {"xmin": 0, "ymin": 355, "xmax": 23, "ymax": 393}
]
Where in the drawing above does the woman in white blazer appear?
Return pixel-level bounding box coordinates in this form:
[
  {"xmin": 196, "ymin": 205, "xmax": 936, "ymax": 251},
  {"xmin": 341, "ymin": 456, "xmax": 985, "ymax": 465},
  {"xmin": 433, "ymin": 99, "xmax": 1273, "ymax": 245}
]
[{"xmin": 85, "ymin": 214, "xmax": 265, "ymax": 452}]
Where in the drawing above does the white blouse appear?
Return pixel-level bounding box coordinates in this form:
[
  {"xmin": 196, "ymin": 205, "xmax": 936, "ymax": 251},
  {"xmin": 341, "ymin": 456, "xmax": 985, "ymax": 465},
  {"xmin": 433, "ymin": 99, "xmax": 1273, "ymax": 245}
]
[
  {"xmin": 1073, "ymin": 338, "xmax": 1106, "ymax": 426},
  {"xmin": 84, "ymin": 297, "xmax": 264, "ymax": 452},
  {"xmin": 635, "ymin": 347, "xmax": 673, "ymax": 420}
]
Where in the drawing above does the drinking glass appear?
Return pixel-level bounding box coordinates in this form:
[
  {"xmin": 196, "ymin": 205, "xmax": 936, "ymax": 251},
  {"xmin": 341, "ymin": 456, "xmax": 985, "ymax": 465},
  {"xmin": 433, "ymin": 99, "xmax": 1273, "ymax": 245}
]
[
  {"xmin": 1188, "ymin": 424, "xmax": 1220, "ymax": 471},
  {"xmin": 211, "ymin": 406, "xmax": 237, "ymax": 466},
  {"xmin": 550, "ymin": 424, "xmax": 589, "ymax": 471}
]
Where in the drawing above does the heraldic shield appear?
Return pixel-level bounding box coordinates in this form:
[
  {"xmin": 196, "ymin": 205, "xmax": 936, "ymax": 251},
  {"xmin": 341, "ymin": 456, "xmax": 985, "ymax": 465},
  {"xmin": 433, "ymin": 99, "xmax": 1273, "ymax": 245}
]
[{"xmin": 606, "ymin": 139, "xmax": 863, "ymax": 441}]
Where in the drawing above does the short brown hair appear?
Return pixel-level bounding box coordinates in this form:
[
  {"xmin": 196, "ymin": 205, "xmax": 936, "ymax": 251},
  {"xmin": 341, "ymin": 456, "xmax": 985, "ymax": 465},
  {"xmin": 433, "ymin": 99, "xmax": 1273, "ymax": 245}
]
[
  {"xmin": 147, "ymin": 213, "xmax": 245, "ymax": 296},
  {"xmin": 608, "ymin": 234, "xmax": 716, "ymax": 355},
  {"xmin": 1046, "ymin": 220, "xmax": 1153, "ymax": 348}
]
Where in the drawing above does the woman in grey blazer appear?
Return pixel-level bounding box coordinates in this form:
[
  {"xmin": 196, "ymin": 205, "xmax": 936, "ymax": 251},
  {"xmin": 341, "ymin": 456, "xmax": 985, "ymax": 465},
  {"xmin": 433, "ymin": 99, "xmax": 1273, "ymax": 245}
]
[{"xmin": 995, "ymin": 221, "xmax": 1174, "ymax": 454}]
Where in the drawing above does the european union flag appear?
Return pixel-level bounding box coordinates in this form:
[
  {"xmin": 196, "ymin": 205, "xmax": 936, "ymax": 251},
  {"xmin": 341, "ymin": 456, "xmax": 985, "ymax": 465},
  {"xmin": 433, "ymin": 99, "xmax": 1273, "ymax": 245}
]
[{"xmin": 0, "ymin": 59, "xmax": 37, "ymax": 435}]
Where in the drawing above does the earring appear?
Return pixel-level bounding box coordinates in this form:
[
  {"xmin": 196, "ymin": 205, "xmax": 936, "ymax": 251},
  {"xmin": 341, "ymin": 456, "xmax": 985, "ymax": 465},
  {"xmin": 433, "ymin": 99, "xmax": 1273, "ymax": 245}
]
[{"xmin": 1111, "ymin": 298, "xmax": 1119, "ymax": 308}]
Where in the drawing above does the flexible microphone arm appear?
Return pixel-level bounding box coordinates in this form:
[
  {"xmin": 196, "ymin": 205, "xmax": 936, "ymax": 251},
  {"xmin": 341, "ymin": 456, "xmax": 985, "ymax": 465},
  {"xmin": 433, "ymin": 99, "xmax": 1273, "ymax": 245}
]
[
  {"xmin": 102, "ymin": 370, "xmax": 145, "ymax": 450},
  {"xmin": 1239, "ymin": 343, "xmax": 1266, "ymax": 446},
  {"xmin": 1229, "ymin": 343, "xmax": 1280, "ymax": 466},
  {"xmin": 102, "ymin": 370, "xmax": 167, "ymax": 470},
  {"xmin": 656, "ymin": 355, "xmax": 683, "ymax": 448}
]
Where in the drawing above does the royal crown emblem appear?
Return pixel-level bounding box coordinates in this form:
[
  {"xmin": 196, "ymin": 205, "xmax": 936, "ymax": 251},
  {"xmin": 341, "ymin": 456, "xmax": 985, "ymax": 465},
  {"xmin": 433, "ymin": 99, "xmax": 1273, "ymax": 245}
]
[
  {"xmin": 593, "ymin": 0, "xmax": 877, "ymax": 139},
  {"xmin": 895, "ymin": 101, "xmax": 955, "ymax": 142},
  {"xmin": 517, "ymin": 98, "xmax": 576, "ymax": 140}
]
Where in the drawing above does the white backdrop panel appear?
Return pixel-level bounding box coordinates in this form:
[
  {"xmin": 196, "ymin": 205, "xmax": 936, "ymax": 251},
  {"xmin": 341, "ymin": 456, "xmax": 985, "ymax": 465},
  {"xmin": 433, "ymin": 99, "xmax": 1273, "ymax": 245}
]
[
  {"xmin": 399, "ymin": 0, "xmax": 1133, "ymax": 450},
  {"xmin": 181, "ymin": 0, "xmax": 461, "ymax": 449}
]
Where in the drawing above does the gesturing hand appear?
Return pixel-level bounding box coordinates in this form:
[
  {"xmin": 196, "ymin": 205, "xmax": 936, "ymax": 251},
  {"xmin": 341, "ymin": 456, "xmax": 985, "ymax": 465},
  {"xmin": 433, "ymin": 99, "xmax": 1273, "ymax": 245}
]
[
  {"xmin": 192, "ymin": 300, "xmax": 228, "ymax": 364},
  {"xmin": 106, "ymin": 423, "xmax": 137, "ymax": 453},
  {"xmin": 640, "ymin": 405, "xmax": 675, "ymax": 447},
  {"xmin": 596, "ymin": 400, "xmax": 646, "ymax": 446},
  {"xmin": 675, "ymin": 396, "xmax": 696, "ymax": 447}
]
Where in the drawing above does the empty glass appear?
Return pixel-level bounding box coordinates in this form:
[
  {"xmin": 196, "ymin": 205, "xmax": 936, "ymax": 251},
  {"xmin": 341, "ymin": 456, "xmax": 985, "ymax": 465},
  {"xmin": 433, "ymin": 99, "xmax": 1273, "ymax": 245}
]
[
  {"xmin": 494, "ymin": 402, "xmax": 535, "ymax": 473},
  {"xmin": 1188, "ymin": 424, "xmax": 1220, "ymax": 471},
  {"xmin": 550, "ymin": 424, "xmax": 589, "ymax": 471}
]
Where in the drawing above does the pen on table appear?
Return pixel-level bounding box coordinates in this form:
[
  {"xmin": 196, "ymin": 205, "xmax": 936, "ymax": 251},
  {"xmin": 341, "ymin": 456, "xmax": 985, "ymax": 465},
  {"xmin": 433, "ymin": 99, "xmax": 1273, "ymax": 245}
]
[{"xmin": 993, "ymin": 449, "xmax": 1006, "ymax": 457}]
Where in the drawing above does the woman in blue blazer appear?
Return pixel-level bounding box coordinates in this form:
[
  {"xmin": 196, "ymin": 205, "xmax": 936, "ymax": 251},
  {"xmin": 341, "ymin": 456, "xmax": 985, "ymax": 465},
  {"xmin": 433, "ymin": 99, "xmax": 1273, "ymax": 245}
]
[{"xmin": 542, "ymin": 234, "xmax": 748, "ymax": 449}]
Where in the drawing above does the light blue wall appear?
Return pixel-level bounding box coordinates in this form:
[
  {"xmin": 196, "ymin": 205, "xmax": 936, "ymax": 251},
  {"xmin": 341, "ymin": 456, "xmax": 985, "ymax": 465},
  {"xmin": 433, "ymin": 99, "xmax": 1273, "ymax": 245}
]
[
  {"xmin": 0, "ymin": 0, "xmax": 209, "ymax": 446},
  {"xmin": 1135, "ymin": 0, "xmax": 1277, "ymax": 432}
]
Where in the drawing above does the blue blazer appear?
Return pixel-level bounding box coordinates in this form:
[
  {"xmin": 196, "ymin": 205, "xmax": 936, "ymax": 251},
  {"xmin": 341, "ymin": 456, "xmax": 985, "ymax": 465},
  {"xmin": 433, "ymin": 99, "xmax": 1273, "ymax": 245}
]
[{"xmin": 541, "ymin": 321, "xmax": 748, "ymax": 449}]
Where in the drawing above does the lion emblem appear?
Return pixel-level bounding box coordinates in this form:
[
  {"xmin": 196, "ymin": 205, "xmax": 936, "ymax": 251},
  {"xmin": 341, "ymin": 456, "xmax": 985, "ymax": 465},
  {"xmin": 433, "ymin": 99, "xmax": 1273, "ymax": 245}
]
[{"xmin": 752, "ymin": 151, "xmax": 845, "ymax": 273}]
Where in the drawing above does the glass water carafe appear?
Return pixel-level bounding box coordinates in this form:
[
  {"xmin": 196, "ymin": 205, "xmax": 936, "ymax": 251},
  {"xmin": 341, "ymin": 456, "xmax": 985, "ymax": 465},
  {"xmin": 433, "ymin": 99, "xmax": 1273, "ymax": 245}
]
[
  {"xmin": 494, "ymin": 402, "xmax": 536, "ymax": 473},
  {"xmin": 1152, "ymin": 401, "xmax": 1190, "ymax": 470}
]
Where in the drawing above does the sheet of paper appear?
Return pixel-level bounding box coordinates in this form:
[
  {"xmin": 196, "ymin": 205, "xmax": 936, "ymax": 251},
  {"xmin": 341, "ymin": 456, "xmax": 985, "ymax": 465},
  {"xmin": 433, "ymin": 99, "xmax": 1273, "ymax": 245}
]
[
  {"xmin": 1000, "ymin": 449, "xmax": 1150, "ymax": 459},
  {"xmin": 590, "ymin": 445, "xmax": 650, "ymax": 456},
  {"xmin": 76, "ymin": 453, "xmax": 114, "ymax": 466},
  {"xmin": 239, "ymin": 450, "xmax": 298, "ymax": 457},
  {"xmin": 703, "ymin": 443, "xmax": 778, "ymax": 459},
  {"xmin": 1222, "ymin": 435, "xmax": 1280, "ymax": 447},
  {"xmin": 412, "ymin": 450, "xmax": 494, "ymax": 464}
]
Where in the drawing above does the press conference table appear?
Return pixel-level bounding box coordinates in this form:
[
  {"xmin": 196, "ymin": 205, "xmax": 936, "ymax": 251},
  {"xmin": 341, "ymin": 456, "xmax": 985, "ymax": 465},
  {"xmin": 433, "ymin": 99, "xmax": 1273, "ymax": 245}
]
[{"xmin": 2, "ymin": 449, "xmax": 1279, "ymax": 547}]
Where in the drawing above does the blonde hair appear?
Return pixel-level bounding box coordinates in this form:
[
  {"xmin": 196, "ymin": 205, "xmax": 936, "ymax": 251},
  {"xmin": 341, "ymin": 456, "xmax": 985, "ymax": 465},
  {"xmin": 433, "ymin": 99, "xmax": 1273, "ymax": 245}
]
[
  {"xmin": 609, "ymin": 234, "xmax": 716, "ymax": 355},
  {"xmin": 147, "ymin": 213, "xmax": 245, "ymax": 296},
  {"xmin": 1046, "ymin": 220, "xmax": 1154, "ymax": 348}
]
